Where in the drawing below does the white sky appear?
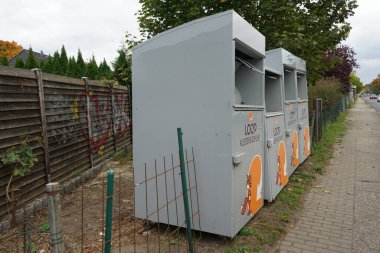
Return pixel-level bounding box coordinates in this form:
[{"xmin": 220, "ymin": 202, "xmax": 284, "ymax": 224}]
[{"xmin": 1, "ymin": 0, "xmax": 378, "ymax": 84}]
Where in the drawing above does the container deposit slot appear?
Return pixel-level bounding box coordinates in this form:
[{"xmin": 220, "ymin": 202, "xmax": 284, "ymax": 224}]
[
  {"xmin": 234, "ymin": 49, "xmax": 264, "ymax": 107},
  {"xmin": 265, "ymin": 71, "xmax": 282, "ymax": 113},
  {"xmin": 297, "ymin": 73, "xmax": 307, "ymax": 100},
  {"xmin": 284, "ymin": 67, "xmax": 297, "ymax": 101}
]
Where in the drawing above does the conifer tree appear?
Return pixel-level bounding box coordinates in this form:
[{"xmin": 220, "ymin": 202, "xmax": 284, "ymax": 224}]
[
  {"xmin": 98, "ymin": 58, "xmax": 113, "ymax": 80},
  {"xmin": 43, "ymin": 55, "xmax": 53, "ymax": 73},
  {"xmin": 52, "ymin": 51, "xmax": 62, "ymax": 75},
  {"xmin": 39, "ymin": 59, "xmax": 45, "ymax": 69},
  {"xmin": 60, "ymin": 45, "xmax": 68, "ymax": 74},
  {"xmin": 85, "ymin": 56, "xmax": 98, "ymax": 80},
  {"xmin": 113, "ymin": 49, "xmax": 130, "ymax": 86},
  {"xmin": 66, "ymin": 57, "xmax": 78, "ymax": 77},
  {"xmin": 14, "ymin": 57, "xmax": 25, "ymax": 68},
  {"xmin": 24, "ymin": 48, "xmax": 38, "ymax": 69},
  {"xmin": 76, "ymin": 49, "xmax": 86, "ymax": 78},
  {"xmin": 1, "ymin": 55, "xmax": 9, "ymax": 66}
]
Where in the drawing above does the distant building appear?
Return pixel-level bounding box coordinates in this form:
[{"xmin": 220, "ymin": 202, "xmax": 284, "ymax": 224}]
[{"xmin": 9, "ymin": 49, "xmax": 48, "ymax": 66}]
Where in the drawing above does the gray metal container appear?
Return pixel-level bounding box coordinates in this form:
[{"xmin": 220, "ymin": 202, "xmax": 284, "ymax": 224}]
[
  {"xmin": 265, "ymin": 49, "xmax": 300, "ymax": 177},
  {"xmin": 132, "ymin": 10, "xmax": 266, "ymax": 237},
  {"xmin": 295, "ymin": 58, "xmax": 310, "ymax": 164},
  {"xmin": 263, "ymin": 63, "xmax": 288, "ymax": 202}
]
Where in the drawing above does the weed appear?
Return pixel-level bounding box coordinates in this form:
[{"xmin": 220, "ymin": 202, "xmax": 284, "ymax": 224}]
[
  {"xmin": 239, "ymin": 226, "xmax": 255, "ymax": 236},
  {"xmin": 40, "ymin": 223, "xmax": 50, "ymax": 232},
  {"xmin": 73, "ymin": 170, "xmax": 83, "ymax": 177}
]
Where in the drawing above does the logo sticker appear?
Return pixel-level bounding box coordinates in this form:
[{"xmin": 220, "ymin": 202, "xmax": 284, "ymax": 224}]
[
  {"xmin": 241, "ymin": 155, "xmax": 263, "ymax": 216},
  {"xmin": 276, "ymin": 141, "xmax": 288, "ymax": 187},
  {"xmin": 304, "ymin": 126, "xmax": 311, "ymax": 157},
  {"xmin": 292, "ymin": 130, "xmax": 299, "ymax": 168}
]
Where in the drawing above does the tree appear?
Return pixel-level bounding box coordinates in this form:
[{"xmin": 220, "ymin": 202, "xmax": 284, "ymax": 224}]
[
  {"xmin": 1, "ymin": 55, "xmax": 9, "ymax": 66},
  {"xmin": 85, "ymin": 56, "xmax": 98, "ymax": 79},
  {"xmin": 113, "ymin": 48, "xmax": 130, "ymax": 86},
  {"xmin": 52, "ymin": 51, "xmax": 62, "ymax": 75},
  {"xmin": 60, "ymin": 45, "xmax": 68, "ymax": 74},
  {"xmin": 76, "ymin": 49, "xmax": 86, "ymax": 78},
  {"xmin": 349, "ymin": 72, "xmax": 363, "ymax": 94},
  {"xmin": 14, "ymin": 57, "xmax": 25, "ymax": 68},
  {"xmin": 0, "ymin": 40, "xmax": 23, "ymax": 59},
  {"xmin": 370, "ymin": 74, "xmax": 380, "ymax": 94},
  {"xmin": 136, "ymin": 0, "xmax": 358, "ymax": 84},
  {"xmin": 322, "ymin": 45, "xmax": 359, "ymax": 93},
  {"xmin": 24, "ymin": 48, "xmax": 38, "ymax": 69},
  {"xmin": 98, "ymin": 58, "xmax": 113, "ymax": 80},
  {"xmin": 43, "ymin": 55, "xmax": 54, "ymax": 73},
  {"xmin": 66, "ymin": 56, "xmax": 78, "ymax": 77}
]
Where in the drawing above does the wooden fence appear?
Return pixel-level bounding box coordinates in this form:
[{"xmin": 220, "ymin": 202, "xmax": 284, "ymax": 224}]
[{"xmin": 0, "ymin": 66, "xmax": 131, "ymax": 217}]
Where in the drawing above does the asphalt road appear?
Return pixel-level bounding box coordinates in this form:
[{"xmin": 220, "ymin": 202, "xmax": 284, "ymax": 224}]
[{"xmin": 363, "ymin": 96, "xmax": 380, "ymax": 113}]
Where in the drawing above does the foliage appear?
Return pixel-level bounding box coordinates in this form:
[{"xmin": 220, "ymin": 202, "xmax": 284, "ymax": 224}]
[
  {"xmin": 322, "ymin": 45, "xmax": 359, "ymax": 93},
  {"xmin": 308, "ymin": 78, "xmax": 343, "ymax": 111},
  {"xmin": 52, "ymin": 51, "xmax": 62, "ymax": 75},
  {"xmin": 113, "ymin": 48, "xmax": 130, "ymax": 86},
  {"xmin": 0, "ymin": 40, "xmax": 23, "ymax": 59},
  {"xmin": 76, "ymin": 49, "xmax": 86, "ymax": 78},
  {"xmin": 85, "ymin": 56, "xmax": 99, "ymax": 79},
  {"xmin": 1, "ymin": 136, "xmax": 38, "ymax": 203},
  {"xmin": 14, "ymin": 57, "xmax": 25, "ymax": 68},
  {"xmin": 24, "ymin": 48, "xmax": 39, "ymax": 69},
  {"xmin": 137, "ymin": 0, "xmax": 358, "ymax": 84},
  {"xmin": 40, "ymin": 223, "xmax": 50, "ymax": 232},
  {"xmin": 60, "ymin": 45, "xmax": 68, "ymax": 74},
  {"xmin": 43, "ymin": 55, "xmax": 53, "ymax": 73},
  {"xmin": 98, "ymin": 58, "xmax": 113, "ymax": 80},
  {"xmin": 65, "ymin": 56, "xmax": 78, "ymax": 77},
  {"xmin": 369, "ymin": 74, "xmax": 380, "ymax": 94},
  {"xmin": 2, "ymin": 144, "xmax": 38, "ymax": 177},
  {"xmin": 1, "ymin": 55, "xmax": 9, "ymax": 66},
  {"xmin": 350, "ymin": 72, "xmax": 363, "ymax": 94}
]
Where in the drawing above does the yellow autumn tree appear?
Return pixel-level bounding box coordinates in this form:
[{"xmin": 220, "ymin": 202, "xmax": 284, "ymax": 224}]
[
  {"xmin": 371, "ymin": 74, "xmax": 380, "ymax": 93},
  {"xmin": 0, "ymin": 40, "xmax": 23, "ymax": 60}
]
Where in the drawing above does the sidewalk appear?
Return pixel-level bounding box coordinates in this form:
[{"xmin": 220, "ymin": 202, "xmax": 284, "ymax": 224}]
[{"xmin": 277, "ymin": 98, "xmax": 380, "ymax": 253}]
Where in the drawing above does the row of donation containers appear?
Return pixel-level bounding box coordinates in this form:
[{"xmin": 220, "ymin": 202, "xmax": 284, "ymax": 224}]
[{"xmin": 132, "ymin": 10, "xmax": 311, "ymax": 238}]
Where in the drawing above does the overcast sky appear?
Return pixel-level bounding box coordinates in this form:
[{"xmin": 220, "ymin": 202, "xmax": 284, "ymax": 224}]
[{"xmin": 1, "ymin": 0, "xmax": 379, "ymax": 84}]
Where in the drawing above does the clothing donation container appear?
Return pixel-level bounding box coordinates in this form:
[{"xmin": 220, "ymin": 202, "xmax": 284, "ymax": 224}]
[
  {"xmin": 296, "ymin": 58, "xmax": 310, "ymax": 164},
  {"xmin": 132, "ymin": 10, "xmax": 266, "ymax": 237},
  {"xmin": 265, "ymin": 49, "xmax": 300, "ymax": 176},
  {"xmin": 262, "ymin": 61, "xmax": 288, "ymax": 202}
]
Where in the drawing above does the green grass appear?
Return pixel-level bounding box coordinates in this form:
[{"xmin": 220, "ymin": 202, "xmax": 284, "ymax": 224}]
[{"xmin": 224, "ymin": 113, "xmax": 348, "ymax": 252}]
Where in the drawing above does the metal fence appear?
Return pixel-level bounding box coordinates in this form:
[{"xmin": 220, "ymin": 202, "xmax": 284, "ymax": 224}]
[
  {"xmin": 310, "ymin": 96, "xmax": 350, "ymax": 143},
  {"xmin": 0, "ymin": 66, "xmax": 131, "ymax": 218},
  {"xmin": 0, "ymin": 145, "xmax": 201, "ymax": 253}
]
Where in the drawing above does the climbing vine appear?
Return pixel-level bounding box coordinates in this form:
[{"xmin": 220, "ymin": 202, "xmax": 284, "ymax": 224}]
[{"xmin": 1, "ymin": 136, "xmax": 38, "ymax": 203}]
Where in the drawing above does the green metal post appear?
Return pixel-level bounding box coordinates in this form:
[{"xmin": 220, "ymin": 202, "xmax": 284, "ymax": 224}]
[
  {"xmin": 104, "ymin": 169, "xmax": 114, "ymax": 253},
  {"xmin": 177, "ymin": 128, "xmax": 194, "ymax": 253}
]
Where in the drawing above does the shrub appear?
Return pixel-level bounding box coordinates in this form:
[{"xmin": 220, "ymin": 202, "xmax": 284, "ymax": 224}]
[{"xmin": 308, "ymin": 78, "xmax": 343, "ymax": 112}]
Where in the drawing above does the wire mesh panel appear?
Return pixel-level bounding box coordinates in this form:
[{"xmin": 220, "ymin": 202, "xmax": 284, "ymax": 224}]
[{"xmin": 0, "ymin": 147, "xmax": 201, "ymax": 253}]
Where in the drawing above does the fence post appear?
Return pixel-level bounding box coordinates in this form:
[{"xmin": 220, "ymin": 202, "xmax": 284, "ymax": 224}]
[
  {"xmin": 109, "ymin": 84, "xmax": 117, "ymax": 152},
  {"xmin": 104, "ymin": 169, "xmax": 114, "ymax": 253},
  {"xmin": 33, "ymin": 68, "xmax": 51, "ymax": 183},
  {"xmin": 82, "ymin": 77, "xmax": 94, "ymax": 168},
  {"xmin": 46, "ymin": 182, "xmax": 65, "ymax": 253},
  {"xmin": 177, "ymin": 128, "xmax": 194, "ymax": 253},
  {"xmin": 315, "ymin": 98, "xmax": 323, "ymax": 141}
]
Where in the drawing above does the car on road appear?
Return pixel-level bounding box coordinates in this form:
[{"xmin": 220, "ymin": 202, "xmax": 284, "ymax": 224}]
[
  {"xmin": 370, "ymin": 94, "xmax": 378, "ymax": 99},
  {"xmin": 377, "ymin": 96, "xmax": 380, "ymax": 102}
]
